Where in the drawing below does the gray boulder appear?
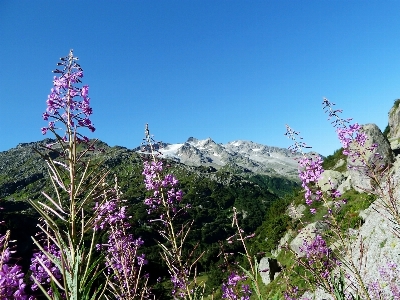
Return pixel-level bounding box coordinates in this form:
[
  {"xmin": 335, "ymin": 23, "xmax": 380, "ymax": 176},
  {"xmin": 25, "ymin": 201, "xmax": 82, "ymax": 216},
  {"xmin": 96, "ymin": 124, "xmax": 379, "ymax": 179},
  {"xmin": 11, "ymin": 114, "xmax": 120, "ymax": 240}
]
[
  {"xmin": 317, "ymin": 170, "xmax": 345, "ymax": 192},
  {"xmin": 337, "ymin": 176, "xmax": 351, "ymax": 194},
  {"xmin": 271, "ymin": 230, "xmax": 294, "ymax": 257},
  {"xmin": 290, "ymin": 221, "xmax": 328, "ymax": 257},
  {"xmin": 258, "ymin": 257, "xmax": 282, "ymax": 286},
  {"xmin": 287, "ymin": 204, "xmax": 306, "ymax": 220},
  {"xmin": 347, "ymin": 123, "xmax": 394, "ymax": 192}
]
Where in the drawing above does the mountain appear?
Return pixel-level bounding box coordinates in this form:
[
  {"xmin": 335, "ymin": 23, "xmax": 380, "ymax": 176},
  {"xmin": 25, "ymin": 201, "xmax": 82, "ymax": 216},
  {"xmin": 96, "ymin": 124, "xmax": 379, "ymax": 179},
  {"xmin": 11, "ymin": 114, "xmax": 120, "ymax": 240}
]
[
  {"xmin": 157, "ymin": 137, "xmax": 306, "ymax": 180},
  {"xmin": 0, "ymin": 137, "xmax": 300, "ymax": 296},
  {"xmin": 0, "ymin": 137, "xmax": 303, "ymax": 200}
]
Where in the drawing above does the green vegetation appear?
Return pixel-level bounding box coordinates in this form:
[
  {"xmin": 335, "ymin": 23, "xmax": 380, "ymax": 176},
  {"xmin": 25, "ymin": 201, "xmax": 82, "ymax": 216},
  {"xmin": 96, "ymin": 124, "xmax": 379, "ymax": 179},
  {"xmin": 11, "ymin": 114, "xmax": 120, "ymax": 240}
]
[
  {"xmin": 0, "ymin": 142, "xmax": 302, "ymax": 297},
  {"xmin": 247, "ymin": 174, "xmax": 299, "ymax": 198},
  {"xmin": 334, "ymin": 189, "xmax": 376, "ymax": 231},
  {"xmin": 322, "ymin": 148, "xmax": 347, "ymax": 172}
]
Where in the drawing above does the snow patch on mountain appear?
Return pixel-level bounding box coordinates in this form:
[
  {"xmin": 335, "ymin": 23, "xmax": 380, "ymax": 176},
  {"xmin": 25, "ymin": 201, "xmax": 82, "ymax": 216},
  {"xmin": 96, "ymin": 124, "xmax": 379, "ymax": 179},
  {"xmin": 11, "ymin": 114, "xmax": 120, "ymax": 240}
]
[{"xmin": 154, "ymin": 137, "xmax": 305, "ymax": 180}]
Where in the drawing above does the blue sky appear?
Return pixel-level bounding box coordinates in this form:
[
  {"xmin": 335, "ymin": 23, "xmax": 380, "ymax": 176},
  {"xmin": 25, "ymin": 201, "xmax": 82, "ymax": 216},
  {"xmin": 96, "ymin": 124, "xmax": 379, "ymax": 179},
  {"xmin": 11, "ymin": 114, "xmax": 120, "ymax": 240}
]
[{"xmin": 1, "ymin": 1, "xmax": 400, "ymax": 156}]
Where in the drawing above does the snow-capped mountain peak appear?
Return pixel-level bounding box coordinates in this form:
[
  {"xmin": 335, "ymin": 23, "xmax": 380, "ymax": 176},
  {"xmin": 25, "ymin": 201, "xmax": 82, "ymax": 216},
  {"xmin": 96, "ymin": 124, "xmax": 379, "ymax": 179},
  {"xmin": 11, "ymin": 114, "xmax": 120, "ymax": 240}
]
[{"xmin": 156, "ymin": 137, "xmax": 304, "ymax": 180}]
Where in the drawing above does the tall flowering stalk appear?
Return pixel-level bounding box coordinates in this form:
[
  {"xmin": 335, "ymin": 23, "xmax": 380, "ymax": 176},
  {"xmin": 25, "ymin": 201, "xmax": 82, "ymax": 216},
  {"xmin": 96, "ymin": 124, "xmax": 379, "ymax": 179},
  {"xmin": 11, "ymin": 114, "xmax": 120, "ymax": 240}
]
[
  {"xmin": 141, "ymin": 125, "xmax": 203, "ymax": 300},
  {"xmin": 29, "ymin": 50, "xmax": 108, "ymax": 299},
  {"xmin": 285, "ymin": 121, "xmax": 371, "ymax": 300},
  {"xmin": 0, "ymin": 226, "xmax": 27, "ymax": 299},
  {"xmin": 219, "ymin": 207, "xmax": 257, "ymax": 300},
  {"xmin": 94, "ymin": 176, "xmax": 152, "ymax": 300},
  {"xmin": 323, "ymin": 98, "xmax": 400, "ymax": 228}
]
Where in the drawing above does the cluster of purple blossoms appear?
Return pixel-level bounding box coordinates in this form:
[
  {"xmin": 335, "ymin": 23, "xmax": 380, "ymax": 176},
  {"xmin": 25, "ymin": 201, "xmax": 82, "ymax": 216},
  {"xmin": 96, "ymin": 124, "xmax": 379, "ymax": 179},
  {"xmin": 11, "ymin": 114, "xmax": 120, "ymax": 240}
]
[
  {"xmin": 0, "ymin": 263, "xmax": 27, "ymax": 300},
  {"xmin": 94, "ymin": 190, "xmax": 150, "ymax": 298},
  {"xmin": 0, "ymin": 222, "xmax": 27, "ymax": 299},
  {"xmin": 93, "ymin": 197, "xmax": 127, "ymax": 231},
  {"xmin": 221, "ymin": 271, "xmax": 251, "ymax": 300},
  {"xmin": 299, "ymin": 235, "xmax": 340, "ymax": 279},
  {"xmin": 41, "ymin": 50, "xmax": 95, "ymax": 142},
  {"xmin": 285, "ymin": 125, "xmax": 326, "ymax": 213},
  {"xmin": 283, "ymin": 285, "xmax": 300, "ymax": 300},
  {"xmin": 368, "ymin": 261, "xmax": 400, "ymax": 299},
  {"xmin": 323, "ymin": 98, "xmax": 370, "ymax": 159},
  {"xmin": 142, "ymin": 160, "xmax": 184, "ymax": 218},
  {"xmin": 298, "ymin": 155, "xmax": 324, "ymax": 208},
  {"xmin": 0, "ymin": 255, "xmax": 27, "ymax": 299},
  {"xmin": 29, "ymin": 243, "xmax": 62, "ymax": 297},
  {"xmin": 103, "ymin": 230, "xmax": 148, "ymax": 277},
  {"xmin": 170, "ymin": 270, "xmax": 189, "ymax": 298}
]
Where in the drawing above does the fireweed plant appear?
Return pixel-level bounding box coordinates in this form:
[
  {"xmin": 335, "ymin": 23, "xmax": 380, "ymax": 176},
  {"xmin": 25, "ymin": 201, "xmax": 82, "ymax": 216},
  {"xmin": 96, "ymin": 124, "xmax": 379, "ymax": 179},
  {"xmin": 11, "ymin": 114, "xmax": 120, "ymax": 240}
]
[
  {"xmin": 28, "ymin": 49, "xmax": 112, "ymax": 299},
  {"xmin": 93, "ymin": 175, "xmax": 152, "ymax": 300},
  {"xmin": 0, "ymin": 220, "xmax": 27, "ymax": 299},
  {"xmin": 141, "ymin": 125, "xmax": 205, "ymax": 299},
  {"xmin": 219, "ymin": 207, "xmax": 262, "ymax": 300},
  {"xmin": 283, "ymin": 99, "xmax": 400, "ymax": 299}
]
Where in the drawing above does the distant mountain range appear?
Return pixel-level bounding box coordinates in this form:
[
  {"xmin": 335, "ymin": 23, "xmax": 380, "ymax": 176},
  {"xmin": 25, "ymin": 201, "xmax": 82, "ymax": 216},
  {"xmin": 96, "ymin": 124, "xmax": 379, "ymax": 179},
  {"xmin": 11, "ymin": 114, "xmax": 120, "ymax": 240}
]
[{"xmin": 150, "ymin": 137, "xmax": 309, "ymax": 180}]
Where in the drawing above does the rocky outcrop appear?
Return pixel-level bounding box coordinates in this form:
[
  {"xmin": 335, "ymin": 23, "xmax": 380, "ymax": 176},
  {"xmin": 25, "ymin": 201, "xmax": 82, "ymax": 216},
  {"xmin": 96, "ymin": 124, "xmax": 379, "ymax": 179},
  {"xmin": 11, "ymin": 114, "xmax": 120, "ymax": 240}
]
[
  {"xmin": 347, "ymin": 123, "xmax": 394, "ymax": 192},
  {"xmin": 287, "ymin": 204, "xmax": 306, "ymax": 220},
  {"xmin": 258, "ymin": 257, "xmax": 282, "ymax": 285},
  {"xmin": 271, "ymin": 230, "xmax": 294, "ymax": 257},
  {"xmin": 300, "ymin": 192, "xmax": 400, "ymax": 299},
  {"xmin": 317, "ymin": 170, "xmax": 345, "ymax": 192},
  {"xmin": 289, "ymin": 221, "xmax": 329, "ymax": 257},
  {"xmin": 337, "ymin": 175, "xmax": 351, "ymax": 194},
  {"xmin": 388, "ymin": 100, "xmax": 400, "ymax": 139}
]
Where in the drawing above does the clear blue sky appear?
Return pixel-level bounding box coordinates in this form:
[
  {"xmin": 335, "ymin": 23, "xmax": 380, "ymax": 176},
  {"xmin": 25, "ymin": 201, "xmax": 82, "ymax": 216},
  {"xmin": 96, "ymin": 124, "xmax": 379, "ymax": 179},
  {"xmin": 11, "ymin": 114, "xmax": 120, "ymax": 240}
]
[{"xmin": 1, "ymin": 1, "xmax": 399, "ymax": 156}]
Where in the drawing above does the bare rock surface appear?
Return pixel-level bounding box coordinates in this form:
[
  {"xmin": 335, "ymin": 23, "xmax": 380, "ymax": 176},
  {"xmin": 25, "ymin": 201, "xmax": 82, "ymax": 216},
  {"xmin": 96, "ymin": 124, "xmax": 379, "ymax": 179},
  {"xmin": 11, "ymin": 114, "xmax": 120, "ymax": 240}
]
[
  {"xmin": 301, "ymin": 289, "xmax": 333, "ymax": 300},
  {"xmin": 388, "ymin": 100, "xmax": 400, "ymax": 141},
  {"xmin": 258, "ymin": 257, "xmax": 282, "ymax": 286},
  {"xmin": 289, "ymin": 221, "xmax": 329, "ymax": 257},
  {"xmin": 347, "ymin": 123, "xmax": 394, "ymax": 192},
  {"xmin": 317, "ymin": 170, "xmax": 345, "ymax": 192},
  {"xmin": 271, "ymin": 229, "xmax": 294, "ymax": 257}
]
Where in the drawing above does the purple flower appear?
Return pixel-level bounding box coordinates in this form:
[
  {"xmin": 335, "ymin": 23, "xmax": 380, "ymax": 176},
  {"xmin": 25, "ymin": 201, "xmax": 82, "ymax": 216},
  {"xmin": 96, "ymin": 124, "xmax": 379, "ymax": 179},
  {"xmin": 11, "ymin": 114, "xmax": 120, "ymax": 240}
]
[
  {"xmin": 94, "ymin": 188, "xmax": 151, "ymax": 299},
  {"xmin": 299, "ymin": 235, "xmax": 339, "ymax": 279},
  {"xmin": 29, "ymin": 244, "xmax": 62, "ymax": 294},
  {"xmin": 0, "ymin": 264, "xmax": 27, "ymax": 299},
  {"xmin": 297, "ymin": 156, "xmax": 324, "ymax": 206},
  {"xmin": 41, "ymin": 50, "xmax": 95, "ymax": 142},
  {"xmin": 284, "ymin": 285, "xmax": 299, "ymax": 300},
  {"xmin": 323, "ymin": 99, "xmax": 372, "ymax": 162},
  {"xmin": 142, "ymin": 160, "xmax": 185, "ymax": 217},
  {"xmin": 368, "ymin": 261, "xmax": 400, "ymax": 299},
  {"xmin": 221, "ymin": 271, "xmax": 251, "ymax": 300},
  {"xmin": 0, "ymin": 221, "xmax": 27, "ymax": 299}
]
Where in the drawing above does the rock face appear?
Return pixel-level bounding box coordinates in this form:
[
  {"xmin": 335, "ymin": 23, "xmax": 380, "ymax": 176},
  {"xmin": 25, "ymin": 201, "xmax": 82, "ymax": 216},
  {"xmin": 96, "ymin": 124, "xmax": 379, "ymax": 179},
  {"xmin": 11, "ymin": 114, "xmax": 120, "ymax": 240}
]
[
  {"xmin": 349, "ymin": 198, "xmax": 400, "ymax": 295},
  {"xmin": 317, "ymin": 170, "xmax": 345, "ymax": 193},
  {"xmin": 287, "ymin": 204, "xmax": 306, "ymax": 220},
  {"xmin": 271, "ymin": 230, "xmax": 294, "ymax": 257},
  {"xmin": 289, "ymin": 221, "xmax": 328, "ymax": 257},
  {"xmin": 258, "ymin": 257, "xmax": 282, "ymax": 286},
  {"xmin": 301, "ymin": 194, "xmax": 400, "ymax": 299},
  {"xmin": 347, "ymin": 123, "xmax": 394, "ymax": 192},
  {"xmin": 388, "ymin": 100, "xmax": 400, "ymax": 140}
]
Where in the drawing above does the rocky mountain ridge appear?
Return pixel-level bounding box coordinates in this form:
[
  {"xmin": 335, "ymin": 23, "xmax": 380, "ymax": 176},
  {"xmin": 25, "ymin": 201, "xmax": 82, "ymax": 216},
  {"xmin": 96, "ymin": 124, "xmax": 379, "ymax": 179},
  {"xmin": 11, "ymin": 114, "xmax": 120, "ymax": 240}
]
[{"xmin": 156, "ymin": 137, "xmax": 312, "ymax": 180}]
